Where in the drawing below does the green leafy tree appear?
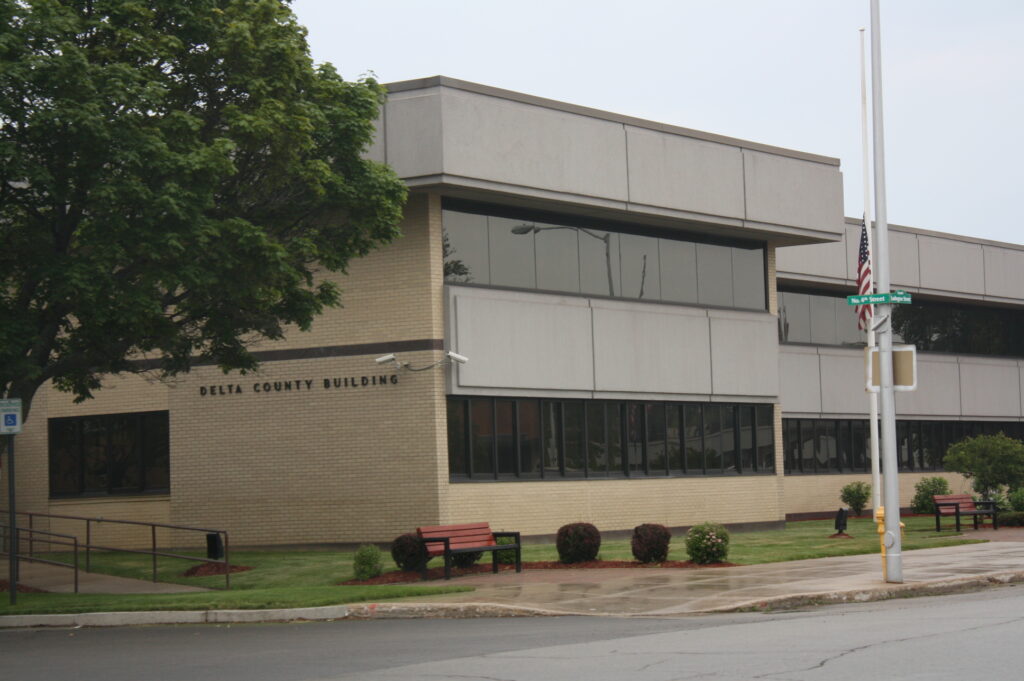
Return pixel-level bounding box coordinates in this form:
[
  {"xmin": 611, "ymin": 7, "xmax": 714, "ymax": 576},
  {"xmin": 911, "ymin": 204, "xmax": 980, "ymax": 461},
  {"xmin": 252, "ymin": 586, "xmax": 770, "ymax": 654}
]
[
  {"xmin": 0, "ymin": 0, "xmax": 407, "ymax": 420},
  {"xmin": 944, "ymin": 433, "xmax": 1024, "ymax": 498},
  {"xmin": 840, "ymin": 481, "xmax": 871, "ymax": 517}
]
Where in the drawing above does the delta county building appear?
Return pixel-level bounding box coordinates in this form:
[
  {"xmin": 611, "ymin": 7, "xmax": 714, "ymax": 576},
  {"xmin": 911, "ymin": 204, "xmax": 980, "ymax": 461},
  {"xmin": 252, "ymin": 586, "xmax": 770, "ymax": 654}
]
[{"xmin": 10, "ymin": 77, "xmax": 1024, "ymax": 548}]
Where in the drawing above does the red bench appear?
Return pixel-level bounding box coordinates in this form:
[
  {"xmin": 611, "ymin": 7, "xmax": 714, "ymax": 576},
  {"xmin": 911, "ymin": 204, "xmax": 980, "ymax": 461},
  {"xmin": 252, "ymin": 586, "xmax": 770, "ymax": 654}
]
[
  {"xmin": 933, "ymin": 493, "xmax": 998, "ymax": 532},
  {"xmin": 416, "ymin": 522, "xmax": 521, "ymax": 580}
]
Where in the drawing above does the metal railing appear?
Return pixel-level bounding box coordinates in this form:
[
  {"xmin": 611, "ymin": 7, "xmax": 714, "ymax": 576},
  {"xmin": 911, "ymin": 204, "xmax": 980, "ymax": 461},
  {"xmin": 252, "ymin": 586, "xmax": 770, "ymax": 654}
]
[
  {"xmin": 2, "ymin": 511, "xmax": 231, "ymax": 590},
  {"xmin": 1, "ymin": 524, "xmax": 80, "ymax": 593}
]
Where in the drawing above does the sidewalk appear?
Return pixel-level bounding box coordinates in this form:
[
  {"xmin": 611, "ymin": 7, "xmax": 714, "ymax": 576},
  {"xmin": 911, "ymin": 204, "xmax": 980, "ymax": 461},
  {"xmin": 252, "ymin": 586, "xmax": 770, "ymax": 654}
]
[{"xmin": 4, "ymin": 530, "xmax": 1024, "ymax": 627}]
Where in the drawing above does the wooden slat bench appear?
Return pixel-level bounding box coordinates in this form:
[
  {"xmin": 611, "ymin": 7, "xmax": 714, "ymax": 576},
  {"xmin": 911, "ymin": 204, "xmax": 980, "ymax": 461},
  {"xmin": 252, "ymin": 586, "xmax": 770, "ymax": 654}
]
[
  {"xmin": 416, "ymin": 522, "xmax": 521, "ymax": 580},
  {"xmin": 933, "ymin": 493, "xmax": 999, "ymax": 532}
]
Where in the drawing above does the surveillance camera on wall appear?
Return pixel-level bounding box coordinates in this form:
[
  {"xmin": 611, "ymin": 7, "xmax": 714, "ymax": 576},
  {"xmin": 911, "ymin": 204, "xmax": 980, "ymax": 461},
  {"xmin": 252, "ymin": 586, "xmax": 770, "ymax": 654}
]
[
  {"xmin": 446, "ymin": 351, "xmax": 468, "ymax": 365},
  {"xmin": 375, "ymin": 353, "xmax": 397, "ymax": 364}
]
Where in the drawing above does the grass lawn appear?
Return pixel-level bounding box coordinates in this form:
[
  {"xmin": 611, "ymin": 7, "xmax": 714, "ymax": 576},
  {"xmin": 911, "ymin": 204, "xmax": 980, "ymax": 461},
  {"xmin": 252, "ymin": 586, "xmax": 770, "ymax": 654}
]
[{"xmin": 1, "ymin": 515, "xmax": 982, "ymax": 616}]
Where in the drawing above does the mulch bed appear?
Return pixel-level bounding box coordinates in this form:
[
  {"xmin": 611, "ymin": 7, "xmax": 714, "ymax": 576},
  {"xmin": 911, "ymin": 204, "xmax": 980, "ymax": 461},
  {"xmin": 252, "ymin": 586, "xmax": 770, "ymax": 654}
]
[
  {"xmin": 341, "ymin": 559, "xmax": 736, "ymax": 585},
  {"xmin": 0, "ymin": 579, "xmax": 47, "ymax": 593},
  {"xmin": 182, "ymin": 562, "xmax": 253, "ymax": 577}
]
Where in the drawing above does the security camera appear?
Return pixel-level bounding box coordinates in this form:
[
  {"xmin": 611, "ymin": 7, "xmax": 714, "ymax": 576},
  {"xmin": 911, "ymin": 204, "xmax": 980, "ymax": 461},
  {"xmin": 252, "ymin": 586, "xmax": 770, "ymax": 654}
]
[
  {"xmin": 446, "ymin": 351, "xmax": 468, "ymax": 365},
  {"xmin": 375, "ymin": 353, "xmax": 397, "ymax": 364}
]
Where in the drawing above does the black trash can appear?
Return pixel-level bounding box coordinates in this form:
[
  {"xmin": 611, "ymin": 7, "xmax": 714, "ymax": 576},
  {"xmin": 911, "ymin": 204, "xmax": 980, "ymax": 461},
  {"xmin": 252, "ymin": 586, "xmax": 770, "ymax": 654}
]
[{"xmin": 206, "ymin": 532, "xmax": 224, "ymax": 560}]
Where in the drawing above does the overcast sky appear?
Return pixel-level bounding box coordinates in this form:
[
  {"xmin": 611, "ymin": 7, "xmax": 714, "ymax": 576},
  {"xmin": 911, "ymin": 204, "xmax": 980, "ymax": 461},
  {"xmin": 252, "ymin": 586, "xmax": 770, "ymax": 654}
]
[{"xmin": 292, "ymin": 1, "xmax": 1023, "ymax": 245}]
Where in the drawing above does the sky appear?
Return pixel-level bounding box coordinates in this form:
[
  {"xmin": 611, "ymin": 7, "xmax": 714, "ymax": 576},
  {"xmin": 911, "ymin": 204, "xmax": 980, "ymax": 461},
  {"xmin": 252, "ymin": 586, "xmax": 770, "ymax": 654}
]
[{"xmin": 291, "ymin": 0, "xmax": 1024, "ymax": 244}]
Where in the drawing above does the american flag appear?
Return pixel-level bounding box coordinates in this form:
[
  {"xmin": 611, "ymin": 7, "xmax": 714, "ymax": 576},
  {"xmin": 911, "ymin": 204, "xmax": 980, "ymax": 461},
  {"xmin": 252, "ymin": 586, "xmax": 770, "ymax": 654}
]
[{"xmin": 856, "ymin": 219, "xmax": 873, "ymax": 331}]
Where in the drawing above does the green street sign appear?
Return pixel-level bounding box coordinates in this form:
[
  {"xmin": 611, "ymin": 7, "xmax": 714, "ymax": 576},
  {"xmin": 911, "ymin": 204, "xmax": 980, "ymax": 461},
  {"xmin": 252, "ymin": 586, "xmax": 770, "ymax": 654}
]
[{"xmin": 846, "ymin": 290, "xmax": 912, "ymax": 306}]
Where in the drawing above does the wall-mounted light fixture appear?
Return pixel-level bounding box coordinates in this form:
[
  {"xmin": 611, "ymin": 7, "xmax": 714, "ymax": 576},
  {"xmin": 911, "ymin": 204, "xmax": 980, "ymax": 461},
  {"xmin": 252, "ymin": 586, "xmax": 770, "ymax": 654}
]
[{"xmin": 372, "ymin": 351, "xmax": 468, "ymax": 372}]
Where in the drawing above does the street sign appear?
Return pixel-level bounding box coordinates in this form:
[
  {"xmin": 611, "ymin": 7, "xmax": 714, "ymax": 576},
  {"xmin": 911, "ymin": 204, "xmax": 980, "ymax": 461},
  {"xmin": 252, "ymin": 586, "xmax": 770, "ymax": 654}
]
[
  {"xmin": 0, "ymin": 399, "xmax": 22, "ymax": 434},
  {"xmin": 865, "ymin": 345, "xmax": 917, "ymax": 392},
  {"xmin": 846, "ymin": 290, "xmax": 912, "ymax": 306}
]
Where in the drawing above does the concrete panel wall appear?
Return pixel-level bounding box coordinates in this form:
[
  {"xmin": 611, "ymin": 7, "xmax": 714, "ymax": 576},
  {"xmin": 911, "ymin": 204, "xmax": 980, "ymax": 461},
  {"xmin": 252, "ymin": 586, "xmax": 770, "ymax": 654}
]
[
  {"xmin": 778, "ymin": 346, "xmax": 822, "ymax": 413},
  {"xmin": 441, "ymin": 89, "xmax": 629, "ymax": 201},
  {"xmin": 452, "ymin": 290, "xmax": 595, "ymax": 391},
  {"xmin": 384, "ymin": 89, "xmax": 444, "ymax": 179},
  {"xmin": 888, "ymin": 230, "xmax": 921, "ymax": 290},
  {"xmin": 742, "ymin": 150, "xmax": 844, "ymax": 233},
  {"xmin": 918, "ymin": 235, "xmax": 985, "ymax": 295},
  {"xmin": 592, "ymin": 301, "xmax": 712, "ymax": 395},
  {"xmin": 709, "ymin": 311, "xmax": 779, "ymax": 397},
  {"xmin": 774, "ymin": 237, "xmax": 848, "ymax": 283},
  {"xmin": 625, "ymin": 127, "xmax": 744, "ymax": 219},
  {"xmin": 983, "ymin": 246, "xmax": 1024, "ymax": 300},
  {"xmin": 959, "ymin": 358, "xmax": 1022, "ymax": 418},
  {"xmin": 782, "ymin": 346, "xmax": 1024, "ymax": 420},
  {"xmin": 448, "ymin": 286, "xmax": 778, "ymax": 401}
]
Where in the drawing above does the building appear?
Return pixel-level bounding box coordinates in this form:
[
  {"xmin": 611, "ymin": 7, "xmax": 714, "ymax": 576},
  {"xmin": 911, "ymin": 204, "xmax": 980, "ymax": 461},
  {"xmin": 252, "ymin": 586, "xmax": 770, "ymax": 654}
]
[{"xmin": 11, "ymin": 77, "xmax": 1024, "ymax": 547}]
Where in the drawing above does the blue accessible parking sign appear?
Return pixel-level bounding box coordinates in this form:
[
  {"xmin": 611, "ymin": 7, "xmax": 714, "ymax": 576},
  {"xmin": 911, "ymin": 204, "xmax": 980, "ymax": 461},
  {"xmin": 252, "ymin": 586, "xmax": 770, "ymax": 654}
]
[{"xmin": 0, "ymin": 399, "xmax": 22, "ymax": 434}]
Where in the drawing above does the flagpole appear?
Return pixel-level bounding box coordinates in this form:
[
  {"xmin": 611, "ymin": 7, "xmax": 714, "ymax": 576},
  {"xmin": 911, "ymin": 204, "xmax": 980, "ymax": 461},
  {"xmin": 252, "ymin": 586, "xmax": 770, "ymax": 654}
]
[
  {"xmin": 870, "ymin": 0, "xmax": 903, "ymax": 584},
  {"xmin": 860, "ymin": 28, "xmax": 882, "ymax": 514}
]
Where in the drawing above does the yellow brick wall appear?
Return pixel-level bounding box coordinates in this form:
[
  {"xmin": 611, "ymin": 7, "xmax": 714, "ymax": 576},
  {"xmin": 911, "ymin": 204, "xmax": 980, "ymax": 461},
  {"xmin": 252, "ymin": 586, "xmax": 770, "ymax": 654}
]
[
  {"xmin": 783, "ymin": 471, "xmax": 972, "ymax": 516},
  {"xmin": 446, "ymin": 475, "xmax": 785, "ymax": 536}
]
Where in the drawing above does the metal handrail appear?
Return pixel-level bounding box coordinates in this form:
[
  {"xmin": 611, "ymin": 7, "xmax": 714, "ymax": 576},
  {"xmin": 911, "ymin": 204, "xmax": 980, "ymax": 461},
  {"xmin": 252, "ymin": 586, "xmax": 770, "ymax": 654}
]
[
  {"xmin": 1, "ymin": 525, "xmax": 79, "ymax": 593},
  {"xmin": 2, "ymin": 510, "xmax": 231, "ymax": 590}
]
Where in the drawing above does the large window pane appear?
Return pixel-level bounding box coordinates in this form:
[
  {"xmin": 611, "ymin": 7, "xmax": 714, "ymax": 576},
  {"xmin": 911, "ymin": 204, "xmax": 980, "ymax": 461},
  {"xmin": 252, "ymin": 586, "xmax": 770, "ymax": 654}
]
[
  {"xmin": 563, "ymin": 402, "xmax": 585, "ymax": 476},
  {"xmin": 819, "ymin": 420, "xmax": 837, "ymax": 471},
  {"xmin": 755, "ymin": 405, "xmax": 774, "ymax": 473},
  {"xmin": 442, "ymin": 210, "xmax": 489, "ymax": 284},
  {"xmin": 496, "ymin": 400, "xmax": 516, "ymax": 476},
  {"xmin": 799, "ymin": 419, "xmax": 816, "ymax": 473},
  {"xmin": 518, "ymin": 400, "xmax": 542, "ymax": 477},
  {"xmin": 738, "ymin": 406, "xmax": 754, "ymax": 473},
  {"xmin": 142, "ymin": 412, "xmax": 169, "ymax": 491},
  {"xmin": 684, "ymin": 404, "xmax": 704, "ymax": 473},
  {"xmin": 851, "ymin": 420, "xmax": 868, "ymax": 471},
  {"xmin": 82, "ymin": 419, "xmax": 109, "ymax": 493},
  {"xmin": 667, "ymin": 405, "xmax": 684, "ymax": 472},
  {"xmin": 107, "ymin": 415, "xmax": 141, "ymax": 493},
  {"xmin": 784, "ymin": 419, "xmax": 799, "ymax": 473},
  {"xmin": 542, "ymin": 401, "xmax": 562, "ymax": 477},
  {"xmin": 535, "ymin": 223, "xmax": 581, "ymax": 293},
  {"xmin": 779, "ymin": 292, "xmax": 811, "ymax": 343},
  {"xmin": 626, "ymin": 403, "xmax": 645, "ymax": 474},
  {"xmin": 704, "ymin": 405, "xmax": 723, "ymax": 474},
  {"xmin": 720, "ymin": 405, "xmax": 737, "ymax": 473},
  {"xmin": 608, "ymin": 403, "xmax": 624, "ymax": 475},
  {"xmin": 579, "ymin": 230, "xmax": 620, "ymax": 297},
  {"xmin": 488, "ymin": 217, "xmax": 536, "ymax": 289},
  {"xmin": 731, "ymin": 247, "xmax": 765, "ymax": 310},
  {"xmin": 696, "ymin": 243, "xmax": 733, "ymax": 307},
  {"xmin": 619, "ymin": 234, "xmax": 661, "ymax": 301},
  {"xmin": 49, "ymin": 420, "xmax": 81, "ymax": 496},
  {"xmin": 809, "ymin": 295, "xmax": 838, "ymax": 345},
  {"xmin": 470, "ymin": 399, "xmax": 495, "ymax": 478},
  {"xmin": 659, "ymin": 239, "xmax": 698, "ymax": 304},
  {"xmin": 646, "ymin": 403, "xmax": 667, "ymax": 475},
  {"xmin": 587, "ymin": 402, "xmax": 608, "ymax": 475}
]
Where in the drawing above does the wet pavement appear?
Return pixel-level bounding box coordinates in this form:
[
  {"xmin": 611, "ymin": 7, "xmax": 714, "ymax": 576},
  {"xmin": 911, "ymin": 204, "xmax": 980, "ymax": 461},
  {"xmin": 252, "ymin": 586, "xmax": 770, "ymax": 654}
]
[{"xmin": 0, "ymin": 559, "xmax": 208, "ymax": 594}]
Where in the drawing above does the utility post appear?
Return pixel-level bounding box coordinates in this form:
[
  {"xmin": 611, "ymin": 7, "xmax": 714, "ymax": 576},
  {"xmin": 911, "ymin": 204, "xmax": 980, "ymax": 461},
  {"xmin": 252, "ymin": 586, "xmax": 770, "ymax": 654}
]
[{"xmin": 870, "ymin": 0, "xmax": 903, "ymax": 583}]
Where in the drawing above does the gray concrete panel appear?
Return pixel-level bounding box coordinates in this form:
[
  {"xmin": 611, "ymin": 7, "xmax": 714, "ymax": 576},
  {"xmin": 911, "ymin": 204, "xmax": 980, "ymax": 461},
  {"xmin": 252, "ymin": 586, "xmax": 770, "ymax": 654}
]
[
  {"xmin": 779, "ymin": 347, "xmax": 822, "ymax": 414},
  {"xmin": 983, "ymin": 245, "xmax": 1024, "ymax": 299},
  {"xmin": 894, "ymin": 354, "xmax": 962, "ymax": 417},
  {"xmin": 742, "ymin": 150, "xmax": 844, "ymax": 235},
  {"xmin": 592, "ymin": 301, "xmax": 712, "ymax": 395},
  {"xmin": 384, "ymin": 90, "xmax": 444, "ymax": 179},
  {"xmin": 440, "ymin": 89, "xmax": 629, "ymax": 201},
  {"xmin": 817, "ymin": 349, "xmax": 869, "ymax": 415},
  {"xmin": 888, "ymin": 230, "xmax": 921, "ymax": 289},
  {"xmin": 449, "ymin": 289, "xmax": 594, "ymax": 391},
  {"xmin": 708, "ymin": 311, "xmax": 779, "ymax": 397},
  {"xmin": 366, "ymin": 116, "xmax": 386, "ymax": 164},
  {"xmin": 918, "ymin": 235, "xmax": 985, "ymax": 295},
  {"xmin": 775, "ymin": 236, "xmax": 848, "ymax": 282},
  {"xmin": 959, "ymin": 357, "xmax": 1022, "ymax": 418},
  {"xmin": 624, "ymin": 127, "xmax": 744, "ymax": 219}
]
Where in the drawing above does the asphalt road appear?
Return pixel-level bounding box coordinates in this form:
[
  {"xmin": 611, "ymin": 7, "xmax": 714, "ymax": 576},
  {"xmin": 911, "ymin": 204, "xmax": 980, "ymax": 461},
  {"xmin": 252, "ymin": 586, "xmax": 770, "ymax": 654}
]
[{"xmin": 6, "ymin": 586, "xmax": 1024, "ymax": 681}]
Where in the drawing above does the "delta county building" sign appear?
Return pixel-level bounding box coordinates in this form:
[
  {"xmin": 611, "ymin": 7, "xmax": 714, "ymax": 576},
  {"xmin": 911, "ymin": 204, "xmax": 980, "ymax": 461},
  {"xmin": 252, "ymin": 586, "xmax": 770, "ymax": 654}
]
[{"xmin": 198, "ymin": 374, "xmax": 399, "ymax": 397}]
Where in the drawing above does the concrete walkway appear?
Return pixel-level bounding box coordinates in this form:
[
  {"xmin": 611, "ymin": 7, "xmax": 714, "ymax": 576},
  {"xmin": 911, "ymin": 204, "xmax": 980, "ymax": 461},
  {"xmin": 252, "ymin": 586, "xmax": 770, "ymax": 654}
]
[
  {"xmin": 4, "ymin": 528, "xmax": 1024, "ymax": 627},
  {"xmin": 0, "ymin": 559, "xmax": 208, "ymax": 594}
]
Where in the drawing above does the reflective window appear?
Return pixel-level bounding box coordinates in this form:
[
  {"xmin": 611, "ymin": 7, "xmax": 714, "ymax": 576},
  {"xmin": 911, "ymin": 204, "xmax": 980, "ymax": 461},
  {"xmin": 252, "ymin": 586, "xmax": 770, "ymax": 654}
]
[
  {"xmin": 470, "ymin": 399, "xmax": 495, "ymax": 477},
  {"xmin": 778, "ymin": 291, "xmax": 811, "ymax": 343},
  {"xmin": 496, "ymin": 400, "xmax": 516, "ymax": 476},
  {"xmin": 443, "ymin": 205, "xmax": 766, "ymax": 310},
  {"xmin": 755, "ymin": 405, "xmax": 775, "ymax": 472},
  {"xmin": 563, "ymin": 401, "xmax": 585, "ymax": 476},
  {"xmin": 518, "ymin": 400, "xmax": 542, "ymax": 477},
  {"xmin": 809, "ymin": 295, "xmax": 839, "ymax": 346},
  {"xmin": 447, "ymin": 399, "xmax": 468, "ymax": 478},
  {"xmin": 684, "ymin": 404, "xmax": 704, "ymax": 474},
  {"xmin": 587, "ymin": 403, "xmax": 608, "ymax": 475},
  {"xmin": 646, "ymin": 403, "xmax": 667, "ymax": 475}
]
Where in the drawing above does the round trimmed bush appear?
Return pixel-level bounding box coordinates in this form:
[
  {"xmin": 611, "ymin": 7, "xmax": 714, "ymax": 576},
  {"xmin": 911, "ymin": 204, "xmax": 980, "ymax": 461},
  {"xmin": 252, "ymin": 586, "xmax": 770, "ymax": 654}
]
[
  {"xmin": 556, "ymin": 522, "xmax": 601, "ymax": 564},
  {"xmin": 390, "ymin": 533, "xmax": 425, "ymax": 572},
  {"xmin": 353, "ymin": 544, "xmax": 383, "ymax": 581},
  {"xmin": 685, "ymin": 522, "xmax": 730, "ymax": 565},
  {"xmin": 911, "ymin": 477, "xmax": 952, "ymax": 514},
  {"xmin": 631, "ymin": 523, "xmax": 671, "ymax": 563}
]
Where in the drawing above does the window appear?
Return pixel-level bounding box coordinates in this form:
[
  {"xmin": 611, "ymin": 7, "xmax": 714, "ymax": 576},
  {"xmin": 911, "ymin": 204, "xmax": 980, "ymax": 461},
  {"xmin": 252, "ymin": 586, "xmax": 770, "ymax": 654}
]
[
  {"xmin": 448, "ymin": 397, "xmax": 775, "ymax": 480},
  {"xmin": 443, "ymin": 202, "xmax": 767, "ymax": 311},
  {"xmin": 49, "ymin": 411, "xmax": 169, "ymax": 497}
]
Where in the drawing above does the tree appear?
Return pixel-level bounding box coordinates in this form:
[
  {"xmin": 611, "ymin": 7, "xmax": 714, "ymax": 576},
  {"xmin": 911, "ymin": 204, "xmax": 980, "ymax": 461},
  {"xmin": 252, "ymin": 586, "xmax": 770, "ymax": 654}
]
[
  {"xmin": 0, "ymin": 0, "xmax": 407, "ymax": 421},
  {"xmin": 944, "ymin": 433, "xmax": 1024, "ymax": 498}
]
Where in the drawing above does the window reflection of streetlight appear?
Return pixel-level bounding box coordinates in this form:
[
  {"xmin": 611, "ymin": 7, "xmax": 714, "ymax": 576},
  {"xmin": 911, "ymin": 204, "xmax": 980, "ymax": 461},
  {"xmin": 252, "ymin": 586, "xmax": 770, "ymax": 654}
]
[{"xmin": 511, "ymin": 223, "xmax": 616, "ymax": 297}]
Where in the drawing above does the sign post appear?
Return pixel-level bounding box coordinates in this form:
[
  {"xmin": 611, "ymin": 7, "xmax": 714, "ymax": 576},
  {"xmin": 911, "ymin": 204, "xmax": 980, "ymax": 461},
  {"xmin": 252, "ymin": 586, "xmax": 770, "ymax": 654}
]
[{"xmin": 1, "ymin": 399, "xmax": 23, "ymax": 605}]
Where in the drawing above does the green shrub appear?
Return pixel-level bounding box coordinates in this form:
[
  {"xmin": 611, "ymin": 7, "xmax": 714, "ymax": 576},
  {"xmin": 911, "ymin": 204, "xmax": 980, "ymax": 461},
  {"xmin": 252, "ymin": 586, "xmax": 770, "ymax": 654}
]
[
  {"xmin": 631, "ymin": 523, "xmax": 671, "ymax": 563},
  {"xmin": 685, "ymin": 523, "xmax": 730, "ymax": 564},
  {"xmin": 998, "ymin": 511, "xmax": 1024, "ymax": 526},
  {"xmin": 353, "ymin": 544, "xmax": 383, "ymax": 581},
  {"xmin": 945, "ymin": 433, "xmax": 1024, "ymax": 498},
  {"xmin": 495, "ymin": 535, "xmax": 517, "ymax": 564},
  {"xmin": 390, "ymin": 533, "xmax": 425, "ymax": 572},
  {"xmin": 451, "ymin": 551, "xmax": 482, "ymax": 569},
  {"xmin": 840, "ymin": 481, "xmax": 871, "ymax": 517},
  {"xmin": 556, "ymin": 522, "xmax": 601, "ymax": 563},
  {"xmin": 1008, "ymin": 488, "xmax": 1024, "ymax": 512},
  {"xmin": 981, "ymin": 490, "xmax": 1009, "ymax": 511},
  {"xmin": 911, "ymin": 477, "xmax": 952, "ymax": 514}
]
